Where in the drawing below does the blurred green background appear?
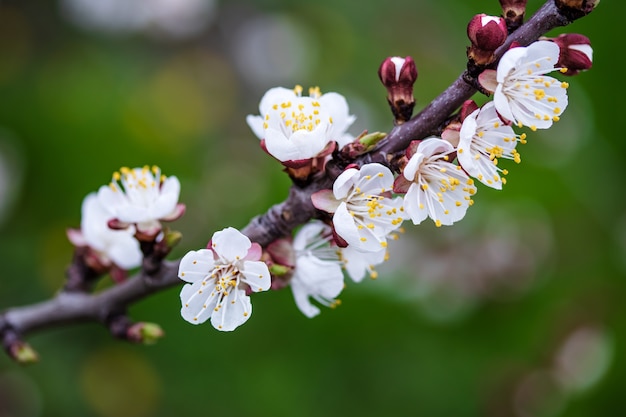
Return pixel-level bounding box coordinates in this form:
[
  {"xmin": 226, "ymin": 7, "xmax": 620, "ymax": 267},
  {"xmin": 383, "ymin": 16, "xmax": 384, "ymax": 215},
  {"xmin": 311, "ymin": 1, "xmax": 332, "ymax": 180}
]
[{"xmin": 0, "ymin": 0, "xmax": 624, "ymax": 416}]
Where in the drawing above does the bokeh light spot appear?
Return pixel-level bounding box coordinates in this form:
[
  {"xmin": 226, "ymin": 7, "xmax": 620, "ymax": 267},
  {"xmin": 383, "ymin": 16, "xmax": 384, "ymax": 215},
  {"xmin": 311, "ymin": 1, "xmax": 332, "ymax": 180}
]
[{"xmin": 80, "ymin": 346, "xmax": 162, "ymax": 417}]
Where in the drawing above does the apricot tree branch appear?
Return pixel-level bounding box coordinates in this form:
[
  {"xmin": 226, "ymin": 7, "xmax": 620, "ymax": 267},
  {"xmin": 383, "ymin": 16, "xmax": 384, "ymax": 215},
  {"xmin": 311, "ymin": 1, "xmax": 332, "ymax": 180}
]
[{"xmin": 0, "ymin": 0, "xmax": 597, "ymax": 362}]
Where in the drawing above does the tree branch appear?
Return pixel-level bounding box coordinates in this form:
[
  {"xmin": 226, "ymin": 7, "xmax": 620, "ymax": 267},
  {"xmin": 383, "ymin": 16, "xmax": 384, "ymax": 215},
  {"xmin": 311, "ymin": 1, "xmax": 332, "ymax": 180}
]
[{"xmin": 0, "ymin": 0, "xmax": 596, "ymax": 361}]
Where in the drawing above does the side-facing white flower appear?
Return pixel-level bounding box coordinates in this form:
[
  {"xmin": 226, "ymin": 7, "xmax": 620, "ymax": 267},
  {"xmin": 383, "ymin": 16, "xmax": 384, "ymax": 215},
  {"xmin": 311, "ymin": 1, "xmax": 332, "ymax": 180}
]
[
  {"xmin": 178, "ymin": 227, "xmax": 271, "ymax": 331},
  {"xmin": 290, "ymin": 221, "xmax": 344, "ymax": 318},
  {"xmin": 457, "ymin": 101, "xmax": 525, "ymax": 189},
  {"xmin": 67, "ymin": 193, "xmax": 142, "ymax": 270},
  {"xmin": 312, "ymin": 163, "xmax": 405, "ymax": 252},
  {"xmin": 401, "ymin": 138, "xmax": 476, "ymax": 227},
  {"xmin": 246, "ymin": 85, "xmax": 355, "ymax": 162},
  {"xmin": 480, "ymin": 40, "xmax": 568, "ymax": 131},
  {"xmin": 340, "ymin": 244, "xmax": 387, "ymax": 283},
  {"xmin": 97, "ymin": 165, "xmax": 185, "ymax": 238}
]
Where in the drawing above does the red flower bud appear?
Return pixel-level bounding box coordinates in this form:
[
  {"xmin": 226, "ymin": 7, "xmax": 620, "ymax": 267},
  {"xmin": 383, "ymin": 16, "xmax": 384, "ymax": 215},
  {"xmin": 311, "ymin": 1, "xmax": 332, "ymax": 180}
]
[
  {"xmin": 499, "ymin": 0, "xmax": 528, "ymax": 31},
  {"xmin": 548, "ymin": 33, "xmax": 593, "ymax": 76},
  {"xmin": 467, "ymin": 15, "xmax": 508, "ymax": 67},
  {"xmin": 378, "ymin": 56, "xmax": 418, "ymax": 124},
  {"xmin": 467, "ymin": 14, "xmax": 508, "ymax": 51}
]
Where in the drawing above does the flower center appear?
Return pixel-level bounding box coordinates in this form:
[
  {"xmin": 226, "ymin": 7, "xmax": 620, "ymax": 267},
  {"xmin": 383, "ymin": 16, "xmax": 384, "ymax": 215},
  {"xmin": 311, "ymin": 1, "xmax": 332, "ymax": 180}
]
[
  {"xmin": 109, "ymin": 165, "xmax": 165, "ymax": 206},
  {"xmin": 262, "ymin": 85, "xmax": 332, "ymax": 134}
]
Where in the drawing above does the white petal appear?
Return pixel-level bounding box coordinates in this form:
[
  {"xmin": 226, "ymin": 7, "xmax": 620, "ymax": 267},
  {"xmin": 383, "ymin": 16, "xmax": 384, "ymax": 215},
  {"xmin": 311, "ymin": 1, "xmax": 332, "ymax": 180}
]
[
  {"xmin": 333, "ymin": 168, "xmax": 359, "ymax": 199},
  {"xmin": 240, "ymin": 260, "xmax": 271, "ymax": 292},
  {"xmin": 148, "ymin": 176, "xmax": 180, "ymax": 219},
  {"xmin": 96, "ymin": 184, "xmax": 129, "ymax": 218},
  {"xmin": 291, "ymin": 283, "xmax": 321, "ymax": 318},
  {"xmin": 286, "ymin": 124, "xmax": 331, "ymax": 159},
  {"xmin": 180, "ymin": 280, "xmax": 219, "ymax": 325},
  {"xmin": 357, "ymin": 163, "xmax": 394, "ymax": 194},
  {"xmin": 318, "ymin": 92, "xmax": 356, "ymax": 139},
  {"xmin": 258, "ymin": 87, "xmax": 295, "ymax": 114},
  {"xmin": 494, "ymin": 84, "xmax": 516, "ymax": 123},
  {"xmin": 404, "ymin": 184, "xmax": 429, "ymax": 225},
  {"xmin": 107, "ymin": 238, "xmax": 142, "ymax": 270},
  {"xmin": 417, "ymin": 137, "xmax": 455, "ymax": 157},
  {"xmin": 290, "ymin": 255, "xmax": 343, "ymax": 318},
  {"xmin": 342, "ymin": 245, "xmax": 386, "ymax": 283},
  {"xmin": 403, "ymin": 152, "xmax": 423, "ymax": 181},
  {"xmin": 210, "ymin": 290, "xmax": 252, "ymax": 331},
  {"xmin": 525, "ymin": 40, "xmax": 560, "ymax": 66},
  {"xmin": 332, "ymin": 202, "xmax": 361, "ymax": 247},
  {"xmin": 178, "ymin": 249, "xmax": 216, "ymax": 283},
  {"xmin": 246, "ymin": 114, "xmax": 266, "ymax": 139},
  {"xmin": 497, "ymin": 46, "xmax": 527, "ymax": 82},
  {"xmin": 293, "ymin": 221, "xmax": 331, "ymax": 251},
  {"xmin": 210, "ymin": 227, "xmax": 251, "ymax": 262}
]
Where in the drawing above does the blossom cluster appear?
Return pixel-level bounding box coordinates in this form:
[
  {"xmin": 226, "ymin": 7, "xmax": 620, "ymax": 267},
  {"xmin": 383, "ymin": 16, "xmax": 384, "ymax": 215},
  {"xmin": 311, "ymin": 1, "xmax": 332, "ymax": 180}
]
[
  {"xmin": 175, "ymin": 36, "xmax": 591, "ymax": 332},
  {"xmin": 68, "ymin": 166, "xmax": 184, "ymax": 278}
]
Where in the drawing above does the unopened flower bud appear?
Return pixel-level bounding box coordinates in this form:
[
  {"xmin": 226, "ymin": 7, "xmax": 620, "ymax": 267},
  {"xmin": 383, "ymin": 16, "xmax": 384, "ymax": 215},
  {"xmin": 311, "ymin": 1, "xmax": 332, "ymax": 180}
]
[
  {"xmin": 499, "ymin": 0, "xmax": 527, "ymax": 31},
  {"xmin": 378, "ymin": 56, "xmax": 418, "ymax": 124},
  {"xmin": 127, "ymin": 322, "xmax": 165, "ymax": 345},
  {"xmin": 547, "ymin": 33, "xmax": 593, "ymax": 75},
  {"xmin": 554, "ymin": 0, "xmax": 599, "ymax": 18},
  {"xmin": 339, "ymin": 131, "xmax": 388, "ymax": 159},
  {"xmin": 467, "ymin": 14, "xmax": 508, "ymax": 66},
  {"xmin": 9, "ymin": 341, "xmax": 39, "ymax": 364}
]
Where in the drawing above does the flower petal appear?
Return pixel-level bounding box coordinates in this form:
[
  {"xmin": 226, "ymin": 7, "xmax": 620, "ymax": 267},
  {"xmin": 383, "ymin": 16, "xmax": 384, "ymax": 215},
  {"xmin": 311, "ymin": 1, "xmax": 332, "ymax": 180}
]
[
  {"xmin": 210, "ymin": 290, "xmax": 252, "ymax": 331},
  {"xmin": 178, "ymin": 249, "xmax": 216, "ymax": 283},
  {"xmin": 210, "ymin": 227, "xmax": 252, "ymax": 262},
  {"xmin": 180, "ymin": 280, "xmax": 219, "ymax": 325},
  {"xmin": 240, "ymin": 260, "xmax": 271, "ymax": 292}
]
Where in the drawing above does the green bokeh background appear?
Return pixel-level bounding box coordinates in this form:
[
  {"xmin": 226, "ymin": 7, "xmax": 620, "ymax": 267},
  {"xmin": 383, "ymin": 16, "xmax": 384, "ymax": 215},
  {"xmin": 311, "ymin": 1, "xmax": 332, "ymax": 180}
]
[{"xmin": 0, "ymin": 1, "xmax": 624, "ymax": 416}]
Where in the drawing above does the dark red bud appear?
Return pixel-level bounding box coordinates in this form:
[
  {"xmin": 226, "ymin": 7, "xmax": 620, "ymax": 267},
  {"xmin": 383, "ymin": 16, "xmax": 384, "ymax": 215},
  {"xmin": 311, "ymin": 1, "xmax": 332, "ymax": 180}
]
[
  {"xmin": 378, "ymin": 56, "xmax": 418, "ymax": 124},
  {"xmin": 467, "ymin": 14, "xmax": 508, "ymax": 51},
  {"xmin": 548, "ymin": 33, "xmax": 593, "ymax": 76},
  {"xmin": 499, "ymin": 0, "xmax": 528, "ymax": 31},
  {"xmin": 467, "ymin": 14, "xmax": 508, "ymax": 67}
]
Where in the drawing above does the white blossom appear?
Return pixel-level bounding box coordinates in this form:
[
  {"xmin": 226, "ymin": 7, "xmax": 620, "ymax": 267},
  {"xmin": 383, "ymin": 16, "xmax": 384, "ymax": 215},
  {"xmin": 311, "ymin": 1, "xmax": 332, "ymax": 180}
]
[
  {"xmin": 97, "ymin": 165, "xmax": 184, "ymax": 237},
  {"xmin": 290, "ymin": 222, "xmax": 344, "ymax": 318},
  {"xmin": 402, "ymin": 138, "xmax": 476, "ymax": 227},
  {"xmin": 312, "ymin": 163, "xmax": 405, "ymax": 252},
  {"xmin": 178, "ymin": 227, "xmax": 271, "ymax": 331},
  {"xmin": 246, "ymin": 85, "xmax": 355, "ymax": 162},
  {"xmin": 67, "ymin": 193, "xmax": 142, "ymax": 270},
  {"xmin": 487, "ymin": 40, "xmax": 569, "ymax": 130},
  {"xmin": 457, "ymin": 101, "xmax": 525, "ymax": 189}
]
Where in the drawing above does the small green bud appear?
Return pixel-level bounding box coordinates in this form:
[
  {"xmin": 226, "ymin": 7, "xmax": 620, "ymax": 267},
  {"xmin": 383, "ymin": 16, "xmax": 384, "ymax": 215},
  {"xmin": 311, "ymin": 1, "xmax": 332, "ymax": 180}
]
[
  {"xmin": 358, "ymin": 131, "xmax": 387, "ymax": 149},
  {"xmin": 164, "ymin": 230, "xmax": 183, "ymax": 249},
  {"xmin": 11, "ymin": 342, "xmax": 39, "ymax": 365},
  {"xmin": 128, "ymin": 322, "xmax": 165, "ymax": 345},
  {"xmin": 269, "ymin": 264, "xmax": 291, "ymax": 276}
]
